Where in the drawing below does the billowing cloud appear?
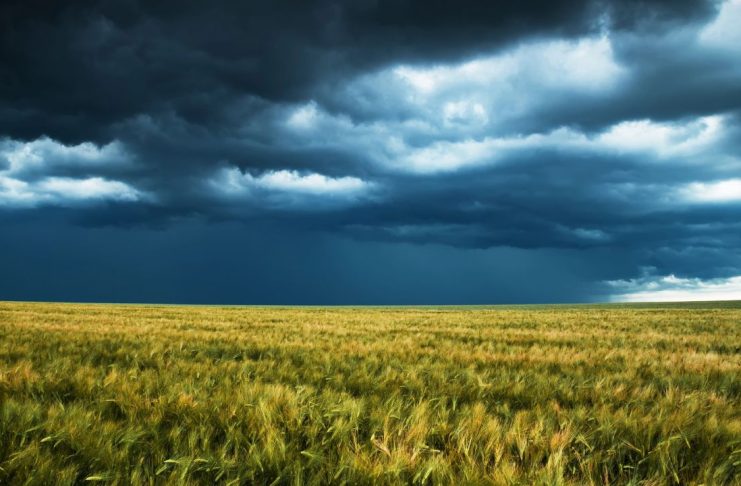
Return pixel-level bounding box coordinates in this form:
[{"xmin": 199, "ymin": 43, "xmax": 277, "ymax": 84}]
[
  {"xmin": 0, "ymin": 137, "xmax": 129, "ymax": 176},
  {"xmin": 209, "ymin": 167, "xmax": 374, "ymax": 210},
  {"xmin": 0, "ymin": 176, "xmax": 141, "ymax": 207},
  {"xmin": 0, "ymin": 0, "xmax": 718, "ymax": 143},
  {"xmin": 0, "ymin": 137, "xmax": 143, "ymax": 207},
  {"xmin": 680, "ymin": 179, "xmax": 741, "ymax": 203},
  {"xmin": 277, "ymin": 111, "xmax": 731, "ymax": 174}
]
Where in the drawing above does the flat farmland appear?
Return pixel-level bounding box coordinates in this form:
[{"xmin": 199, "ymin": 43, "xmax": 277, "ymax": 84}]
[{"xmin": 0, "ymin": 302, "xmax": 739, "ymax": 485}]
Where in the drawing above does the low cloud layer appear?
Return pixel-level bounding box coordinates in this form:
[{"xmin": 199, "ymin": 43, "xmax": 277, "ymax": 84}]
[
  {"xmin": 1, "ymin": 0, "xmax": 739, "ymax": 303},
  {"xmin": 609, "ymin": 273, "xmax": 741, "ymax": 302},
  {"xmin": 0, "ymin": 137, "xmax": 142, "ymax": 207}
]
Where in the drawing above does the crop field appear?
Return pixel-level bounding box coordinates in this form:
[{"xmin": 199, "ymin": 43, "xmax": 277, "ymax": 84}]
[{"xmin": 0, "ymin": 301, "xmax": 739, "ymax": 485}]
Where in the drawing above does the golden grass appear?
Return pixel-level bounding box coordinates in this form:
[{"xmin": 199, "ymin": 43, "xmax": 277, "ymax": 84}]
[{"xmin": 0, "ymin": 301, "xmax": 739, "ymax": 485}]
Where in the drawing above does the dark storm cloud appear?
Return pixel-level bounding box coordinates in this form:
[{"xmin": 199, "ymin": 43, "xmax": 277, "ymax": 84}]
[
  {"xmin": 523, "ymin": 29, "xmax": 741, "ymax": 133},
  {"xmin": 1, "ymin": 0, "xmax": 740, "ymax": 303},
  {"xmin": 0, "ymin": 0, "xmax": 720, "ymax": 143}
]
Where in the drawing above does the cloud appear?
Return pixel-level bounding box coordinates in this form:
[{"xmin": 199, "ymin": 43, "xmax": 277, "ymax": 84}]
[
  {"xmin": 0, "ymin": 136, "xmax": 130, "ymax": 177},
  {"xmin": 370, "ymin": 115, "xmax": 731, "ymax": 174},
  {"xmin": 0, "ymin": 137, "xmax": 143, "ymax": 207},
  {"xmin": 608, "ymin": 273, "xmax": 741, "ymax": 302},
  {"xmin": 596, "ymin": 116, "xmax": 724, "ymax": 157},
  {"xmin": 217, "ymin": 168, "xmax": 369, "ymax": 195},
  {"xmin": 679, "ymin": 178, "xmax": 741, "ymax": 203},
  {"xmin": 323, "ymin": 35, "xmax": 624, "ymax": 133},
  {"xmin": 285, "ymin": 102, "xmax": 321, "ymax": 131},
  {"xmin": 395, "ymin": 36, "xmax": 624, "ymax": 95},
  {"xmin": 209, "ymin": 167, "xmax": 374, "ymax": 209},
  {"xmin": 0, "ymin": 0, "xmax": 719, "ymax": 144},
  {"xmin": 0, "ymin": 176, "xmax": 141, "ymax": 207},
  {"xmin": 699, "ymin": 0, "xmax": 741, "ymax": 52}
]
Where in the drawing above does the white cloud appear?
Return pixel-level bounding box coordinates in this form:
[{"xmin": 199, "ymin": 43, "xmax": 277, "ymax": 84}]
[
  {"xmin": 0, "ymin": 176, "xmax": 141, "ymax": 207},
  {"xmin": 285, "ymin": 101, "xmax": 320, "ymax": 130},
  {"xmin": 398, "ymin": 137, "xmax": 501, "ymax": 173},
  {"xmin": 700, "ymin": 0, "xmax": 741, "ymax": 52},
  {"xmin": 0, "ymin": 137, "xmax": 142, "ymax": 207},
  {"xmin": 387, "ymin": 128, "xmax": 587, "ymax": 173},
  {"xmin": 608, "ymin": 274, "xmax": 741, "ymax": 302},
  {"xmin": 385, "ymin": 35, "xmax": 624, "ymax": 133},
  {"xmin": 394, "ymin": 36, "xmax": 623, "ymax": 97},
  {"xmin": 597, "ymin": 116, "xmax": 724, "ymax": 157},
  {"xmin": 211, "ymin": 168, "xmax": 373, "ymax": 208},
  {"xmin": 250, "ymin": 170, "xmax": 368, "ymax": 194},
  {"xmin": 37, "ymin": 177, "xmax": 140, "ymax": 201},
  {"xmin": 443, "ymin": 100, "xmax": 488, "ymax": 126},
  {"xmin": 261, "ymin": 41, "xmax": 730, "ymax": 177},
  {"xmin": 0, "ymin": 136, "xmax": 129, "ymax": 176},
  {"xmin": 385, "ymin": 115, "xmax": 729, "ymax": 173},
  {"xmin": 679, "ymin": 178, "xmax": 741, "ymax": 203}
]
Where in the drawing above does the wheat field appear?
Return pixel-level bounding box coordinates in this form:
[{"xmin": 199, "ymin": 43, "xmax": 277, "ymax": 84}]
[{"xmin": 0, "ymin": 301, "xmax": 739, "ymax": 485}]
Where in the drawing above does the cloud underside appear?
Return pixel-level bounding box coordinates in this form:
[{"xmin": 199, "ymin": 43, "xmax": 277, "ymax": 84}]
[{"xmin": 1, "ymin": 0, "xmax": 740, "ymax": 301}]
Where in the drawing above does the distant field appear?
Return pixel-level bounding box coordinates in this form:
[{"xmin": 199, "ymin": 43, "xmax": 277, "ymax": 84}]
[{"xmin": 0, "ymin": 302, "xmax": 739, "ymax": 485}]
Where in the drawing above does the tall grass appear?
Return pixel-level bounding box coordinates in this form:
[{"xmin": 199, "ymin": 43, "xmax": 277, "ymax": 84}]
[{"xmin": 0, "ymin": 302, "xmax": 739, "ymax": 484}]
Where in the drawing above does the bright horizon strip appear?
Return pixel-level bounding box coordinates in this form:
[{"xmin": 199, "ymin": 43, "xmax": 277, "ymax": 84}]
[{"xmin": 610, "ymin": 275, "xmax": 741, "ymax": 302}]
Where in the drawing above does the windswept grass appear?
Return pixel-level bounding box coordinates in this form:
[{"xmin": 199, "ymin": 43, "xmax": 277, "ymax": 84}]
[{"xmin": 0, "ymin": 301, "xmax": 739, "ymax": 485}]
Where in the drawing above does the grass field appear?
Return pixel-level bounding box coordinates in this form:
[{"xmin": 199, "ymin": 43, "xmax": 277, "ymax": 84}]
[{"xmin": 0, "ymin": 301, "xmax": 739, "ymax": 485}]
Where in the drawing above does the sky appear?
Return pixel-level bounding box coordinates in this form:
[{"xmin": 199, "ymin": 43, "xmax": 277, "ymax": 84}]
[{"xmin": 1, "ymin": 0, "xmax": 740, "ymax": 304}]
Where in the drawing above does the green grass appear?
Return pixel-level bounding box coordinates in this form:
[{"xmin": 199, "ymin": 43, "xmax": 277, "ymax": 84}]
[{"xmin": 1, "ymin": 301, "xmax": 739, "ymax": 485}]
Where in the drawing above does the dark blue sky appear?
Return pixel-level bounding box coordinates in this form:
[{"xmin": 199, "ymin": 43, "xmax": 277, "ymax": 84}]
[{"xmin": 1, "ymin": 0, "xmax": 740, "ymax": 303}]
